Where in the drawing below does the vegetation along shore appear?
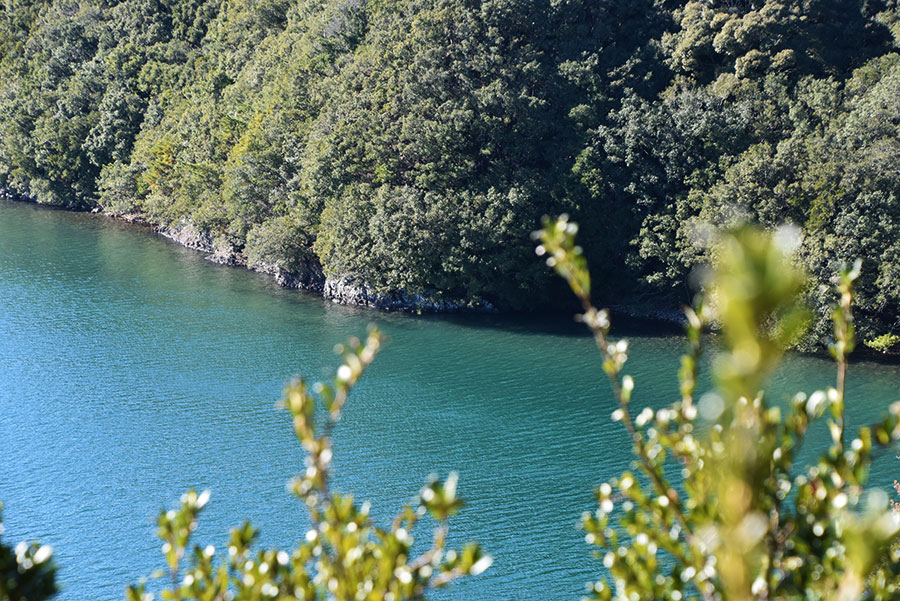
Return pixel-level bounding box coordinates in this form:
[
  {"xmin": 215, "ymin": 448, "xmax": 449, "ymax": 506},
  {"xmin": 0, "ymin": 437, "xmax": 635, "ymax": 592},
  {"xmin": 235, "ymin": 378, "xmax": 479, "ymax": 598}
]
[{"xmin": 2, "ymin": 0, "xmax": 900, "ymax": 350}]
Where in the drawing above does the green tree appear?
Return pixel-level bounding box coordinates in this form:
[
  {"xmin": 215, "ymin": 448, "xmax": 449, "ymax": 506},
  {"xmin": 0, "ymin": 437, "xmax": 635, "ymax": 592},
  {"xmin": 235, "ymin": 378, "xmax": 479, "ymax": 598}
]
[{"xmin": 3, "ymin": 0, "xmax": 900, "ymax": 340}]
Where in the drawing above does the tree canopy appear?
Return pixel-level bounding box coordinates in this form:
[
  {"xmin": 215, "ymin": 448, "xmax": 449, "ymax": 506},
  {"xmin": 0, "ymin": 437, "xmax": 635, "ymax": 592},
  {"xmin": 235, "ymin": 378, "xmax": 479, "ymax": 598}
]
[{"xmin": 2, "ymin": 0, "xmax": 900, "ymax": 346}]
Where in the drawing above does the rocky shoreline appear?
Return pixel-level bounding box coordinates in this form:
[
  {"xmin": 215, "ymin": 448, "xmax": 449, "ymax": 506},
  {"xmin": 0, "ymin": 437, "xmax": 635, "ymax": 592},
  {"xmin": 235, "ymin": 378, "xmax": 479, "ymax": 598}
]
[
  {"xmin": 152, "ymin": 218, "xmax": 498, "ymax": 313},
  {"xmin": 9, "ymin": 191, "xmax": 490, "ymax": 314},
  {"xmin": 2, "ymin": 187, "xmax": 497, "ymax": 313},
  {"xmin": 0, "ymin": 190, "xmax": 687, "ymax": 322},
  {"xmin": 2, "ymin": 189, "xmax": 697, "ymax": 323},
  {"xmin": 0, "ymin": 190, "xmax": 686, "ymax": 320}
]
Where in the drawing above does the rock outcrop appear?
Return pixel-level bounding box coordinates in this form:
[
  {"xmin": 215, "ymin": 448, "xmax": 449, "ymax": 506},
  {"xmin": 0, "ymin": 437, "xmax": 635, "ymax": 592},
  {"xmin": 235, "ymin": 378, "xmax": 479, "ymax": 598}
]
[
  {"xmin": 154, "ymin": 218, "xmax": 495, "ymax": 313},
  {"xmin": 157, "ymin": 219, "xmax": 217, "ymax": 254},
  {"xmin": 248, "ymin": 257, "xmax": 326, "ymax": 293},
  {"xmin": 322, "ymin": 276, "xmax": 496, "ymax": 313}
]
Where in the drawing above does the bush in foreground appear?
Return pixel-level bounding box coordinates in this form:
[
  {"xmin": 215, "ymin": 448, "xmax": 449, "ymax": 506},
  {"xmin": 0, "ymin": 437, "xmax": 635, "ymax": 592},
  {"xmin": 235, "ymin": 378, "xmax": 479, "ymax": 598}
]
[
  {"xmin": 537, "ymin": 215, "xmax": 900, "ymax": 601},
  {"xmin": 0, "ymin": 503, "xmax": 56, "ymax": 601},
  {"xmin": 127, "ymin": 331, "xmax": 490, "ymax": 601}
]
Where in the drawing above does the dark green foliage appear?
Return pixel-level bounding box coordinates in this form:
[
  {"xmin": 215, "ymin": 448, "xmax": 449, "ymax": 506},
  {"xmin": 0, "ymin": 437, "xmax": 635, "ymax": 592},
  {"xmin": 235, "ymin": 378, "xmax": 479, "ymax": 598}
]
[
  {"xmin": 0, "ymin": 504, "xmax": 57, "ymax": 601},
  {"xmin": 2, "ymin": 0, "xmax": 900, "ymax": 340},
  {"xmin": 245, "ymin": 214, "xmax": 313, "ymax": 272},
  {"xmin": 129, "ymin": 330, "xmax": 491, "ymax": 601}
]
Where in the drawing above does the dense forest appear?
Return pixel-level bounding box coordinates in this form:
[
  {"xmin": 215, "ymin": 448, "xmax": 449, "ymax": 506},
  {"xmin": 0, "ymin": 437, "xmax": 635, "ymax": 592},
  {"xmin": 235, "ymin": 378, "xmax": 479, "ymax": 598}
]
[{"xmin": 1, "ymin": 0, "xmax": 900, "ymax": 347}]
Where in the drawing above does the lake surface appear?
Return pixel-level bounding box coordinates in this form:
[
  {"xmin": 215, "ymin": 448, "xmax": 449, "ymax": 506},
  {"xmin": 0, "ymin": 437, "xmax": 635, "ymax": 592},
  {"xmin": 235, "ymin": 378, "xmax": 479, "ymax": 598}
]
[{"xmin": 1, "ymin": 199, "xmax": 899, "ymax": 601}]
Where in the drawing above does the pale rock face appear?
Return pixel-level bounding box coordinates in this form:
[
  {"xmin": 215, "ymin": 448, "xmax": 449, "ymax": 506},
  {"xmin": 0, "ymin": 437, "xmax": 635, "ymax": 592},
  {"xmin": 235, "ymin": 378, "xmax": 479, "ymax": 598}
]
[
  {"xmin": 322, "ymin": 276, "xmax": 496, "ymax": 314},
  {"xmin": 157, "ymin": 219, "xmax": 216, "ymax": 253},
  {"xmin": 155, "ymin": 218, "xmax": 495, "ymax": 313},
  {"xmin": 249, "ymin": 257, "xmax": 326, "ymax": 292}
]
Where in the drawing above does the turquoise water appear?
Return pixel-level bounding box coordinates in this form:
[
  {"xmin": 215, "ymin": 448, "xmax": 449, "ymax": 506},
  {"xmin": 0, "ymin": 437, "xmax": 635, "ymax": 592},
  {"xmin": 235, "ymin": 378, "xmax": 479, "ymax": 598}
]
[{"xmin": 1, "ymin": 199, "xmax": 899, "ymax": 600}]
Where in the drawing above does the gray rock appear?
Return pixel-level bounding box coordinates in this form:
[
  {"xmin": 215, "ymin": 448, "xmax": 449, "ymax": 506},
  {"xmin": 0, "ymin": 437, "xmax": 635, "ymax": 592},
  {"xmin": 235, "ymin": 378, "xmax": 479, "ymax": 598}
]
[
  {"xmin": 157, "ymin": 219, "xmax": 216, "ymax": 253},
  {"xmin": 323, "ymin": 276, "xmax": 496, "ymax": 313},
  {"xmin": 118, "ymin": 214, "xmax": 495, "ymax": 314},
  {"xmin": 249, "ymin": 257, "xmax": 326, "ymax": 293}
]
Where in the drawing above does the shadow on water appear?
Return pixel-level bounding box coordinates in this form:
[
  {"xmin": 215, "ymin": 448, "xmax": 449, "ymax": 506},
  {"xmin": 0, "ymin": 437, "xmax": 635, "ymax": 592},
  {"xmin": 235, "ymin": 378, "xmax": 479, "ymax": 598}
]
[{"xmin": 410, "ymin": 308, "xmax": 686, "ymax": 339}]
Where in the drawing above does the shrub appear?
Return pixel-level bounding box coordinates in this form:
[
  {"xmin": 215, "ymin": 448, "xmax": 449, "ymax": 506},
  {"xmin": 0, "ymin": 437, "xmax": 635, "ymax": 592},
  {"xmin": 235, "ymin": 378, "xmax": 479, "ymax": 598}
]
[
  {"xmin": 0, "ymin": 503, "xmax": 57, "ymax": 601},
  {"xmin": 536, "ymin": 215, "xmax": 900, "ymax": 601},
  {"xmin": 245, "ymin": 216, "xmax": 314, "ymax": 273},
  {"xmin": 128, "ymin": 329, "xmax": 490, "ymax": 601}
]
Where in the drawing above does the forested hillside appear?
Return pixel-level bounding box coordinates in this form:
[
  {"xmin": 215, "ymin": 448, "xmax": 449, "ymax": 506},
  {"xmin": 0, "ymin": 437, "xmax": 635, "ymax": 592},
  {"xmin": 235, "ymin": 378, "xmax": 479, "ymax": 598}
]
[{"xmin": 2, "ymin": 0, "xmax": 900, "ymax": 347}]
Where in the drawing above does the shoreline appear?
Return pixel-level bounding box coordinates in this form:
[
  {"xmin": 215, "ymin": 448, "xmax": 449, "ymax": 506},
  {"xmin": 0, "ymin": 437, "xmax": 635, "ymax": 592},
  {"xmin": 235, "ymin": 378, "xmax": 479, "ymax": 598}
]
[
  {"xmin": 1, "ymin": 192, "xmax": 684, "ymax": 328},
  {"xmin": 3, "ymin": 192, "xmax": 501, "ymax": 314},
  {"xmin": 7, "ymin": 194, "xmax": 899, "ymax": 363}
]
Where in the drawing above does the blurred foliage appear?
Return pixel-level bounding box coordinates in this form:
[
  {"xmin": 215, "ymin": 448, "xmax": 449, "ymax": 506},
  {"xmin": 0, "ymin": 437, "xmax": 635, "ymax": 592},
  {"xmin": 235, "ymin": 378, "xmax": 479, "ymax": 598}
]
[
  {"xmin": 128, "ymin": 328, "xmax": 491, "ymax": 601},
  {"xmin": 866, "ymin": 333, "xmax": 900, "ymax": 354},
  {"xmin": 2, "ymin": 0, "xmax": 900, "ymax": 335},
  {"xmin": 0, "ymin": 503, "xmax": 57, "ymax": 601},
  {"xmin": 538, "ymin": 214, "xmax": 900, "ymax": 601}
]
